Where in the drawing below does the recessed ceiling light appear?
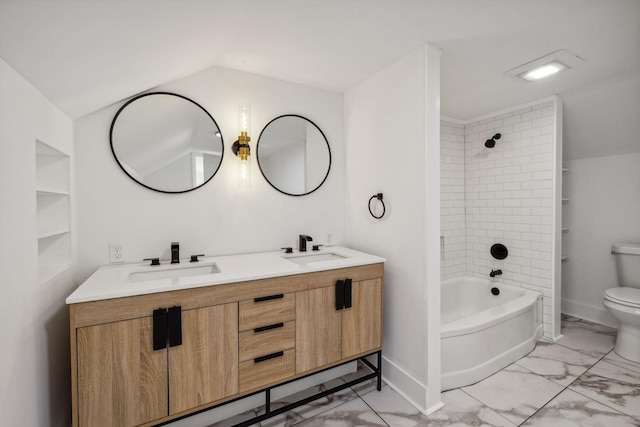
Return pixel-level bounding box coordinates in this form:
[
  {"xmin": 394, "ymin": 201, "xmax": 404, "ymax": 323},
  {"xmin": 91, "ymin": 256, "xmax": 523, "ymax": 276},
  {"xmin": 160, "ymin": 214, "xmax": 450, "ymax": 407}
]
[
  {"xmin": 506, "ymin": 50, "xmax": 584, "ymax": 82},
  {"xmin": 521, "ymin": 61, "xmax": 567, "ymax": 81}
]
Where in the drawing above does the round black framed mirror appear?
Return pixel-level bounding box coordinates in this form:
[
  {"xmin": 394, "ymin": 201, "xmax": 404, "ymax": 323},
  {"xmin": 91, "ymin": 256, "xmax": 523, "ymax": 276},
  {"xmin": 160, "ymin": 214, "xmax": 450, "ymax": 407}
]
[
  {"xmin": 257, "ymin": 115, "xmax": 331, "ymax": 196},
  {"xmin": 110, "ymin": 92, "xmax": 224, "ymax": 193}
]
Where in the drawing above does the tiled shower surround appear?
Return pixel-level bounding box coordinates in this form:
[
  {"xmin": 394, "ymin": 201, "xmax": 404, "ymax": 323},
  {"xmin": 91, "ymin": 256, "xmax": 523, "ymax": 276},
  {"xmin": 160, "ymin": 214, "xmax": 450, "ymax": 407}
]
[
  {"xmin": 440, "ymin": 121, "xmax": 466, "ymax": 279},
  {"xmin": 441, "ymin": 99, "xmax": 559, "ymax": 338}
]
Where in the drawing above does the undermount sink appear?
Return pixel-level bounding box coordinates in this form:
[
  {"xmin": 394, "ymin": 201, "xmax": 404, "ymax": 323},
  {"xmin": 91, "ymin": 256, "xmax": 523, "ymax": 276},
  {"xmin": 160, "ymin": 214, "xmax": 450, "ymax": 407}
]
[
  {"xmin": 127, "ymin": 262, "xmax": 221, "ymax": 282},
  {"xmin": 283, "ymin": 251, "xmax": 347, "ymax": 265}
]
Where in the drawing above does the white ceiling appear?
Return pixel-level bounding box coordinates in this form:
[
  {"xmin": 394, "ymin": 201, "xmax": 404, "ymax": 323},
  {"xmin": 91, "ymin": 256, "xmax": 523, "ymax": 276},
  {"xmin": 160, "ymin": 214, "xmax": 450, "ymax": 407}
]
[{"xmin": 0, "ymin": 0, "xmax": 639, "ymax": 124}]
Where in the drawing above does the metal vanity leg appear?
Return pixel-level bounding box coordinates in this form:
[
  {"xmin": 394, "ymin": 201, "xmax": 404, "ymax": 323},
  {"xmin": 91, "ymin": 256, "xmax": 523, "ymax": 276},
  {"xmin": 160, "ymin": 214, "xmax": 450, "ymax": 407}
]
[
  {"xmin": 377, "ymin": 351, "xmax": 382, "ymax": 391},
  {"xmin": 265, "ymin": 388, "xmax": 271, "ymax": 415}
]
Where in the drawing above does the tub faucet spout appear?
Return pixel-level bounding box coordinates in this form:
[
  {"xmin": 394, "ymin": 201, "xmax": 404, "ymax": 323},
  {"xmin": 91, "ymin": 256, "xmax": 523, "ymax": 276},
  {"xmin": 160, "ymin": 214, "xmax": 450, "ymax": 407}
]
[{"xmin": 490, "ymin": 269, "xmax": 502, "ymax": 278}]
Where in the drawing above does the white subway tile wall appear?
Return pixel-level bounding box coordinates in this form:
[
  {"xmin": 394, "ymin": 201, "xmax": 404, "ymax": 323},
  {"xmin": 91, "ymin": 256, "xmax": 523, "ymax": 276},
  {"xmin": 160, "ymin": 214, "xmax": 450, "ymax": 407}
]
[
  {"xmin": 440, "ymin": 121, "xmax": 466, "ymax": 280},
  {"xmin": 441, "ymin": 100, "xmax": 557, "ymax": 338}
]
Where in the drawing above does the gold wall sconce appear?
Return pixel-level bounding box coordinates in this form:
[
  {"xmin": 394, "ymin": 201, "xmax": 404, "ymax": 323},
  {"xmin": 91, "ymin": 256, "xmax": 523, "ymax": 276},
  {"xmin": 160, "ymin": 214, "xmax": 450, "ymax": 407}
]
[{"xmin": 232, "ymin": 104, "xmax": 251, "ymax": 188}]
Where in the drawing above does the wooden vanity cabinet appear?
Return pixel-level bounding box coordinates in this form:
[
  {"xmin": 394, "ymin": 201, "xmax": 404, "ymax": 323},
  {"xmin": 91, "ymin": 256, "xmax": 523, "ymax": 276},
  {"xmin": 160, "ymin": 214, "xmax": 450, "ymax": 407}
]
[
  {"xmin": 72, "ymin": 301, "xmax": 238, "ymax": 427},
  {"xmin": 341, "ymin": 278, "xmax": 383, "ymax": 358},
  {"xmin": 76, "ymin": 316, "xmax": 167, "ymax": 426},
  {"xmin": 296, "ymin": 277, "xmax": 383, "ymax": 373},
  {"xmin": 70, "ymin": 262, "xmax": 383, "ymax": 427},
  {"xmin": 168, "ymin": 303, "xmax": 238, "ymax": 414},
  {"xmin": 237, "ymin": 292, "xmax": 296, "ymax": 392}
]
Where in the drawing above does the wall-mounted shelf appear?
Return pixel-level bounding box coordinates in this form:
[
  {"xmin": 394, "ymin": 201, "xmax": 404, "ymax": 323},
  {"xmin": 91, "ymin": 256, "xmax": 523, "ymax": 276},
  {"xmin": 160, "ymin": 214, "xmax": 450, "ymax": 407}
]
[
  {"xmin": 561, "ymin": 167, "xmax": 570, "ymax": 263},
  {"xmin": 38, "ymin": 228, "xmax": 71, "ymax": 240},
  {"xmin": 36, "ymin": 188, "xmax": 70, "ymax": 196},
  {"xmin": 36, "ymin": 140, "xmax": 71, "ymax": 283}
]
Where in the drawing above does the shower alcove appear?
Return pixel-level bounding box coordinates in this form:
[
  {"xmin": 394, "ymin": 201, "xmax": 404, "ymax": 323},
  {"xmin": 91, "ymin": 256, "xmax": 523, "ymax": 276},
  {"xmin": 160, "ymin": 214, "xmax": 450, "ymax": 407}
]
[{"xmin": 440, "ymin": 96, "xmax": 564, "ymax": 341}]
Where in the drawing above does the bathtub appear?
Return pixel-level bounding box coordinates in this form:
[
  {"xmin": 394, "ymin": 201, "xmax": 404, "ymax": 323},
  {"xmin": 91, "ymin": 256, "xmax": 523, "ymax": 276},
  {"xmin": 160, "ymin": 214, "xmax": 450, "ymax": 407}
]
[{"xmin": 441, "ymin": 276, "xmax": 543, "ymax": 391}]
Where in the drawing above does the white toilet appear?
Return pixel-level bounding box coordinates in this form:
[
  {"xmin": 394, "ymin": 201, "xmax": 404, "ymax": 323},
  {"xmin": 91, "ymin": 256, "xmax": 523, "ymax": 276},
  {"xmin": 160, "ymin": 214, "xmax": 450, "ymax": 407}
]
[{"xmin": 603, "ymin": 242, "xmax": 640, "ymax": 362}]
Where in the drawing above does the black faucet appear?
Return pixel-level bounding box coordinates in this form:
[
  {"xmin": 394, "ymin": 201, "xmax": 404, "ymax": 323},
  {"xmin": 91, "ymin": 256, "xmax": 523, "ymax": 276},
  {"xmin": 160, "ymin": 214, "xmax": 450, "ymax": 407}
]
[
  {"xmin": 171, "ymin": 242, "xmax": 180, "ymax": 264},
  {"xmin": 299, "ymin": 235, "xmax": 313, "ymax": 252},
  {"xmin": 490, "ymin": 269, "xmax": 502, "ymax": 278}
]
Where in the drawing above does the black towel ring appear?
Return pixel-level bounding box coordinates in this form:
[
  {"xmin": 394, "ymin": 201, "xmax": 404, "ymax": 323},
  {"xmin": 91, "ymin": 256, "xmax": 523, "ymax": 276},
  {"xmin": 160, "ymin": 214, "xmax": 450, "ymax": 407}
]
[{"xmin": 368, "ymin": 193, "xmax": 386, "ymax": 219}]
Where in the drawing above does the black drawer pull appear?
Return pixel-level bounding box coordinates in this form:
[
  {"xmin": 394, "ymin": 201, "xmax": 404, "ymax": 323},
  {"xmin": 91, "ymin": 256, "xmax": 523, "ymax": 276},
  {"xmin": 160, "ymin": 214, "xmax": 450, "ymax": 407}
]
[
  {"xmin": 344, "ymin": 278, "xmax": 353, "ymax": 309},
  {"xmin": 254, "ymin": 351, "xmax": 284, "ymax": 364},
  {"xmin": 254, "ymin": 322, "xmax": 285, "ymax": 333},
  {"xmin": 254, "ymin": 294, "xmax": 284, "ymax": 303},
  {"xmin": 335, "ymin": 280, "xmax": 345, "ymax": 310},
  {"xmin": 167, "ymin": 306, "xmax": 182, "ymax": 348},
  {"xmin": 153, "ymin": 308, "xmax": 168, "ymax": 351}
]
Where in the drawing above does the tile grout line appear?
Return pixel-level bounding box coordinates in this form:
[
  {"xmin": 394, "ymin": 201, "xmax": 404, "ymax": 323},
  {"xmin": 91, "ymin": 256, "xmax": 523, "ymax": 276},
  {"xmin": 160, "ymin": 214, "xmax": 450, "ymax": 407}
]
[
  {"xmin": 458, "ymin": 388, "xmax": 519, "ymax": 427},
  {"xmin": 284, "ymin": 376, "xmax": 383, "ymax": 426},
  {"xmin": 455, "ymin": 333, "xmax": 616, "ymax": 426},
  {"xmin": 564, "ymin": 349, "xmax": 640, "ymax": 422},
  {"xmin": 349, "ymin": 377, "xmax": 392, "ymax": 426},
  {"xmin": 358, "ymin": 395, "xmax": 392, "ymax": 427},
  {"xmin": 515, "ymin": 343, "xmax": 619, "ymax": 425},
  {"xmin": 516, "ymin": 347, "xmax": 625, "ymax": 425}
]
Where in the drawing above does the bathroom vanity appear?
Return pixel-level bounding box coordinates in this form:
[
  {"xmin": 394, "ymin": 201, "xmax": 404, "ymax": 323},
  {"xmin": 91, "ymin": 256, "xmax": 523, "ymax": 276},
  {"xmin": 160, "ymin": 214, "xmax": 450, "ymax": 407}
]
[{"xmin": 67, "ymin": 247, "xmax": 384, "ymax": 427}]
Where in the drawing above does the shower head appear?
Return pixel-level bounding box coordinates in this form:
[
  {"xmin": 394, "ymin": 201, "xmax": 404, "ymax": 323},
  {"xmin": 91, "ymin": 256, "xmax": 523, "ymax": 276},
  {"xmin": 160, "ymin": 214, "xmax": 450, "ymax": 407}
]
[{"xmin": 484, "ymin": 133, "xmax": 501, "ymax": 148}]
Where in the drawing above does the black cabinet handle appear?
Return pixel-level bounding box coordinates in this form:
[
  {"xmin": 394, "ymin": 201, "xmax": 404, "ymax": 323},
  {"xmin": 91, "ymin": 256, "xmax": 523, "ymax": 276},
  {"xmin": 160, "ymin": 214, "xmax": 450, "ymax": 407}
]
[
  {"xmin": 254, "ymin": 294, "xmax": 284, "ymax": 303},
  {"xmin": 335, "ymin": 278, "xmax": 353, "ymax": 310},
  {"xmin": 167, "ymin": 306, "xmax": 182, "ymax": 348},
  {"xmin": 344, "ymin": 279, "xmax": 353, "ymax": 309},
  {"xmin": 153, "ymin": 308, "xmax": 168, "ymax": 351},
  {"xmin": 254, "ymin": 322, "xmax": 285, "ymax": 333},
  {"xmin": 254, "ymin": 351, "xmax": 284, "ymax": 364},
  {"xmin": 335, "ymin": 280, "xmax": 345, "ymax": 310}
]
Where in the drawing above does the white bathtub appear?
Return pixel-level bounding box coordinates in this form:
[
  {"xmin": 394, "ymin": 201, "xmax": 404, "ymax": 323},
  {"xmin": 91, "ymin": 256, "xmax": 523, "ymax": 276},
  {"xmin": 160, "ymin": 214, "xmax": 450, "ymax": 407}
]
[{"xmin": 441, "ymin": 276, "xmax": 543, "ymax": 391}]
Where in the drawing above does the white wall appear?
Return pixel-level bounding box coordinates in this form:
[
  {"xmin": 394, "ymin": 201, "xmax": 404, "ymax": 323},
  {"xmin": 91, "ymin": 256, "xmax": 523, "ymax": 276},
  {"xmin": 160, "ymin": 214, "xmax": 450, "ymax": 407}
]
[
  {"xmin": 563, "ymin": 73, "xmax": 640, "ymax": 161},
  {"xmin": 0, "ymin": 57, "xmax": 75, "ymax": 427},
  {"xmin": 559, "ymin": 73, "xmax": 640, "ymax": 327},
  {"xmin": 463, "ymin": 99, "xmax": 561, "ymax": 339},
  {"xmin": 75, "ymin": 66, "xmax": 344, "ymax": 281},
  {"xmin": 440, "ymin": 120, "xmax": 466, "ymax": 280},
  {"xmin": 562, "ymin": 153, "xmax": 640, "ymax": 327},
  {"xmin": 344, "ymin": 45, "xmax": 442, "ymax": 413}
]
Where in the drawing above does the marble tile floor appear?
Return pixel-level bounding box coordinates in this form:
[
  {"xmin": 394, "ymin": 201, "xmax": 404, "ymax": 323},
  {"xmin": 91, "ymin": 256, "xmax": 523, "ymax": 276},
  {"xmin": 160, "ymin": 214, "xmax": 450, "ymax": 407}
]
[{"xmin": 211, "ymin": 315, "xmax": 640, "ymax": 426}]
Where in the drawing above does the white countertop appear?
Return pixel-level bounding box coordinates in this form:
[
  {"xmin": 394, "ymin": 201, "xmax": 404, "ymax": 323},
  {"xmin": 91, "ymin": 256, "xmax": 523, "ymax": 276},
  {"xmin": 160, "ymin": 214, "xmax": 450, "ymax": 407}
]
[{"xmin": 66, "ymin": 246, "xmax": 385, "ymax": 304}]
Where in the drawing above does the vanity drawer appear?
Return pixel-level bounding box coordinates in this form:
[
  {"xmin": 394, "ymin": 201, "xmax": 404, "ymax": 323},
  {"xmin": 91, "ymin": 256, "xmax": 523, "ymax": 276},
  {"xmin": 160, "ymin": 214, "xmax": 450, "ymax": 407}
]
[
  {"xmin": 239, "ymin": 321, "xmax": 295, "ymax": 362},
  {"xmin": 239, "ymin": 292, "xmax": 295, "ymax": 331},
  {"xmin": 239, "ymin": 348, "xmax": 295, "ymax": 392}
]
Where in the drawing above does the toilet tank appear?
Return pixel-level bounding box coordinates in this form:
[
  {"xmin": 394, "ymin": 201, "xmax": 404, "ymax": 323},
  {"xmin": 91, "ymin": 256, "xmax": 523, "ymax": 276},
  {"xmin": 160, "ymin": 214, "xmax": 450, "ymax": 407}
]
[{"xmin": 612, "ymin": 243, "xmax": 640, "ymax": 288}]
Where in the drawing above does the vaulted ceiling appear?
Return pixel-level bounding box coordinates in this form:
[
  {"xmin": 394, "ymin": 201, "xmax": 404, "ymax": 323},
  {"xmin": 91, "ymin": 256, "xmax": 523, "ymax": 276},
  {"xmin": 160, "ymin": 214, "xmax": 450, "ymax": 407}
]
[{"xmin": 1, "ymin": 0, "xmax": 639, "ymax": 157}]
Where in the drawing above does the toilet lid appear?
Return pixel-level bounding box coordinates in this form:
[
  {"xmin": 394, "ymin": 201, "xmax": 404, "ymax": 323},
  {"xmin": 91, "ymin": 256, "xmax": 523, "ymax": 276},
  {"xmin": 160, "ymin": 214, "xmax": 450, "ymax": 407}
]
[{"xmin": 604, "ymin": 287, "xmax": 640, "ymax": 306}]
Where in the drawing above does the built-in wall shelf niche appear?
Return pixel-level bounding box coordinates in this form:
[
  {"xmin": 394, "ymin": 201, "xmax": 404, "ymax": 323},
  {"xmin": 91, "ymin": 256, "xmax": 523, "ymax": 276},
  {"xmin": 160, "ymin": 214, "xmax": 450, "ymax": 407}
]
[
  {"xmin": 561, "ymin": 166, "xmax": 570, "ymax": 262},
  {"xmin": 36, "ymin": 140, "xmax": 71, "ymax": 282}
]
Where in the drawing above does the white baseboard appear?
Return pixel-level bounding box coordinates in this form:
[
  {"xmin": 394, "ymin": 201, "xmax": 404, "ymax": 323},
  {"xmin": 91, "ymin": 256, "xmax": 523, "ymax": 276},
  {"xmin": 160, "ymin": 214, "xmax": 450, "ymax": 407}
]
[
  {"xmin": 381, "ymin": 356, "xmax": 436, "ymax": 414},
  {"xmin": 561, "ymin": 298, "xmax": 619, "ymax": 329}
]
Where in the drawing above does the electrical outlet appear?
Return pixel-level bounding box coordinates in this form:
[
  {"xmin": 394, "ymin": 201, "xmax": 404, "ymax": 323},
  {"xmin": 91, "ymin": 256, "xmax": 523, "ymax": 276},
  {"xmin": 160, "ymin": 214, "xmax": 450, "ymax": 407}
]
[{"xmin": 109, "ymin": 241, "xmax": 124, "ymax": 264}]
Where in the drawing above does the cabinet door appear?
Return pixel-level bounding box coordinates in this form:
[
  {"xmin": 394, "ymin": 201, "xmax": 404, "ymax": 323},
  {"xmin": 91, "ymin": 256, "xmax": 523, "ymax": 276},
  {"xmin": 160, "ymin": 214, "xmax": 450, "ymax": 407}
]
[
  {"xmin": 77, "ymin": 317, "xmax": 167, "ymax": 427},
  {"xmin": 342, "ymin": 278, "xmax": 383, "ymax": 358},
  {"xmin": 168, "ymin": 302, "xmax": 238, "ymax": 414},
  {"xmin": 296, "ymin": 286, "xmax": 342, "ymax": 373}
]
